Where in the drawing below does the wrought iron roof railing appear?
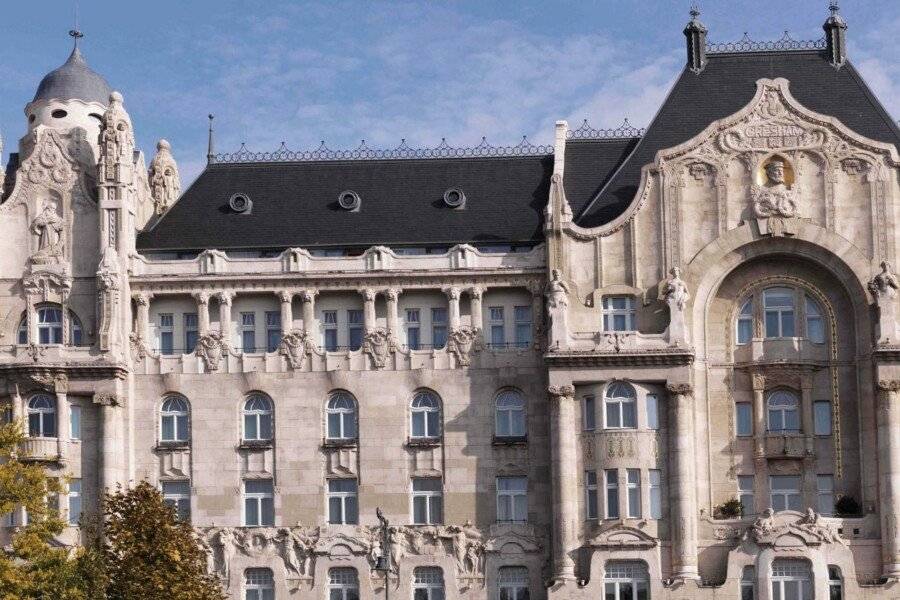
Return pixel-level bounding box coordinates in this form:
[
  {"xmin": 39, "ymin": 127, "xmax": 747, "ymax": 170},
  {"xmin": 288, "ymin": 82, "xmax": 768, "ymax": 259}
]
[
  {"xmin": 566, "ymin": 118, "xmax": 645, "ymax": 140},
  {"xmin": 706, "ymin": 31, "xmax": 826, "ymax": 54}
]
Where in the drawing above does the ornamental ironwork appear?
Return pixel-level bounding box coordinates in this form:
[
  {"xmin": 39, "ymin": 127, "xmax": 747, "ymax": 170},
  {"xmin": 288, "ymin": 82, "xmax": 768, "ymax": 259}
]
[
  {"xmin": 566, "ymin": 118, "xmax": 645, "ymax": 140},
  {"xmin": 706, "ymin": 31, "xmax": 826, "ymax": 54}
]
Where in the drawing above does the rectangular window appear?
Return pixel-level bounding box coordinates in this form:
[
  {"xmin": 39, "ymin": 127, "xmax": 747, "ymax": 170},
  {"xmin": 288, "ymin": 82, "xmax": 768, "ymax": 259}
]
[
  {"xmin": 184, "ymin": 313, "xmax": 198, "ymax": 353},
  {"xmin": 489, "ymin": 306, "xmax": 505, "ymax": 348},
  {"xmin": 347, "ymin": 310, "xmax": 363, "ymax": 351},
  {"xmin": 159, "ymin": 313, "xmax": 174, "ymax": 355},
  {"xmin": 405, "ymin": 309, "xmax": 421, "ymax": 350},
  {"xmin": 646, "ymin": 394, "xmax": 659, "ymax": 430},
  {"xmin": 323, "ymin": 311, "xmax": 338, "ymax": 351},
  {"xmin": 412, "ymin": 478, "xmax": 443, "ymax": 525},
  {"xmin": 70, "ymin": 405, "xmax": 81, "ymax": 440},
  {"xmin": 68, "ymin": 479, "xmax": 82, "ymax": 525},
  {"xmin": 626, "ymin": 469, "xmax": 641, "ymax": 518},
  {"xmin": 806, "ymin": 296, "xmax": 825, "ymax": 344},
  {"xmin": 583, "ymin": 395, "xmax": 596, "ymax": 431},
  {"xmin": 649, "ymin": 470, "xmax": 662, "ymax": 519},
  {"xmin": 817, "ymin": 475, "xmax": 834, "ymax": 516},
  {"xmin": 498, "ymin": 566, "xmax": 529, "ymax": 600},
  {"xmin": 496, "ymin": 477, "xmax": 528, "ymax": 523},
  {"xmin": 244, "ymin": 479, "xmax": 274, "ymax": 526},
  {"xmin": 736, "ymin": 402, "xmax": 753, "ymax": 437},
  {"xmin": 605, "ymin": 469, "xmax": 619, "ymax": 519},
  {"xmin": 740, "ymin": 566, "xmax": 756, "ymax": 600},
  {"xmin": 764, "ymin": 287, "xmax": 795, "ymax": 338},
  {"xmin": 602, "ymin": 296, "xmax": 635, "ymax": 332},
  {"xmin": 514, "ymin": 305, "xmax": 532, "ymax": 348},
  {"xmin": 265, "ymin": 311, "xmax": 281, "ymax": 352},
  {"xmin": 162, "ymin": 480, "xmax": 191, "ymax": 522},
  {"xmin": 241, "ymin": 312, "xmax": 256, "ymax": 353},
  {"xmin": 431, "ymin": 308, "xmax": 448, "ymax": 349},
  {"xmin": 814, "ymin": 401, "xmax": 832, "ymax": 436},
  {"xmin": 770, "ymin": 475, "xmax": 801, "ymax": 512},
  {"xmin": 737, "ymin": 300, "xmax": 753, "ymax": 345},
  {"xmin": 738, "ymin": 475, "xmax": 755, "ymax": 516},
  {"xmin": 328, "ymin": 479, "xmax": 358, "ymax": 525},
  {"xmin": 586, "ymin": 471, "xmax": 599, "ymax": 520}
]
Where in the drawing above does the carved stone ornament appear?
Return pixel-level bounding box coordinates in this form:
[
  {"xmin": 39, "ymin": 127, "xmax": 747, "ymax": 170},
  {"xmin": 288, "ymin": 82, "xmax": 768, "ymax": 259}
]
[
  {"xmin": 22, "ymin": 269, "xmax": 72, "ymax": 302},
  {"xmin": 148, "ymin": 139, "xmax": 181, "ymax": 214},
  {"xmin": 877, "ymin": 380, "xmax": 900, "ymax": 393},
  {"xmin": 93, "ymin": 392, "xmax": 120, "ymax": 407},
  {"xmin": 362, "ymin": 327, "xmax": 394, "ymax": 368},
  {"xmin": 663, "ymin": 266, "xmax": 690, "ymax": 311},
  {"xmin": 665, "ymin": 382, "xmax": 693, "ymax": 395},
  {"xmin": 447, "ymin": 327, "xmax": 479, "ymax": 367},
  {"xmin": 438, "ymin": 521, "xmax": 485, "ymax": 578},
  {"xmin": 20, "ymin": 372, "xmax": 68, "ymax": 393},
  {"xmin": 195, "ymin": 332, "xmax": 226, "ymax": 371},
  {"xmin": 202, "ymin": 526, "xmax": 320, "ymax": 584},
  {"xmin": 30, "ymin": 199, "xmax": 65, "ymax": 264},
  {"xmin": 277, "ymin": 330, "xmax": 313, "ymax": 369},
  {"xmin": 750, "ymin": 158, "xmax": 800, "ymax": 236},
  {"xmin": 747, "ymin": 508, "xmax": 842, "ymax": 546},
  {"xmin": 21, "ymin": 130, "xmax": 76, "ymax": 187},
  {"xmin": 870, "ymin": 261, "xmax": 899, "ymax": 300},
  {"xmin": 129, "ymin": 332, "xmax": 149, "ymax": 361},
  {"xmin": 548, "ymin": 384, "xmax": 575, "ymax": 399},
  {"xmin": 545, "ymin": 269, "xmax": 570, "ymax": 349},
  {"xmin": 587, "ymin": 524, "xmax": 658, "ymax": 550}
]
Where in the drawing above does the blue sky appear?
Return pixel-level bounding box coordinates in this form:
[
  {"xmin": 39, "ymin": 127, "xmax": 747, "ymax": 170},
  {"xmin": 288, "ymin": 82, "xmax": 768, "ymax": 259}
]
[{"xmin": 1, "ymin": 1, "xmax": 898, "ymax": 185}]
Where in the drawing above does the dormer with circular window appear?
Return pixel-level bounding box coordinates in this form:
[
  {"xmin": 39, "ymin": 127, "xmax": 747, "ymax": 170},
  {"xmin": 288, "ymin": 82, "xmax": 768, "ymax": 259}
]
[
  {"xmin": 443, "ymin": 187, "xmax": 466, "ymax": 209},
  {"xmin": 338, "ymin": 190, "xmax": 361, "ymax": 212},
  {"xmin": 229, "ymin": 193, "xmax": 252, "ymax": 214}
]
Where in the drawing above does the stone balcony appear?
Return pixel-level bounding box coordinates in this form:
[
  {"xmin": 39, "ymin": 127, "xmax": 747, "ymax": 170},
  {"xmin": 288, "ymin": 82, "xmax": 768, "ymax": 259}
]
[
  {"xmin": 760, "ymin": 432, "xmax": 810, "ymax": 459},
  {"xmin": 733, "ymin": 337, "xmax": 829, "ymax": 364},
  {"xmin": 18, "ymin": 436, "xmax": 65, "ymax": 462},
  {"xmin": 547, "ymin": 331, "xmax": 694, "ymax": 367}
]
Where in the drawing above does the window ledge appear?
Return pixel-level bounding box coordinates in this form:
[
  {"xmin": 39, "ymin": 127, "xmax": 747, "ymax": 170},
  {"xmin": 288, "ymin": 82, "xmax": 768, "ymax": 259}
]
[
  {"xmin": 155, "ymin": 441, "xmax": 190, "ymax": 451},
  {"xmin": 322, "ymin": 438, "xmax": 358, "ymax": 449},
  {"xmin": 406, "ymin": 437, "xmax": 442, "ymax": 448},
  {"xmin": 492, "ymin": 436, "xmax": 527, "ymax": 446},
  {"xmin": 238, "ymin": 440, "xmax": 274, "ymax": 450}
]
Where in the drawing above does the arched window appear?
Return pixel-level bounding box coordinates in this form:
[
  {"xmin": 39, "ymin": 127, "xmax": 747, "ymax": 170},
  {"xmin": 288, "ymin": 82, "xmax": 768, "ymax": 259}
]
[
  {"xmin": 771, "ymin": 560, "xmax": 811, "ymax": 600},
  {"xmin": 498, "ymin": 566, "xmax": 529, "ymax": 600},
  {"xmin": 37, "ymin": 306, "xmax": 63, "ymax": 344},
  {"xmin": 244, "ymin": 567, "xmax": 274, "ymax": 600},
  {"xmin": 243, "ymin": 394, "xmax": 273, "ymax": 442},
  {"xmin": 495, "ymin": 389, "xmax": 526, "ymax": 438},
  {"xmin": 17, "ymin": 315, "xmax": 27, "ymax": 345},
  {"xmin": 160, "ymin": 396, "xmax": 189, "ymax": 442},
  {"xmin": 411, "ymin": 391, "xmax": 441, "ymax": 439},
  {"xmin": 767, "ymin": 390, "xmax": 800, "ymax": 432},
  {"xmin": 604, "ymin": 561, "xmax": 649, "ymax": 600},
  {"xmin": 326, "ymin": 391, "xmax": 357, "ymax": 440},
  {"xmin": 604, "ymin": 382, "xmax": 636, "ymax": 429},
  {"xmin": 763, "ymin": 287, "xmax": 795, "ymax": 338},
  {"xmin": 828, "ymin": 566, "xmax": 843, "ymax": 600},
  {"xmin": 736, "ymin": 299, "xmax": 753, "ymax": 345},
  {"xmin": 328, "ymin": 567, "xmax": 359, "ymax": 600},
  {"xmin": 413, "ymin": 567, "xmax": 444, "ymax": 600},
  {"xmin": 69, "ymin": 311, "xmax": 84, "ymax": 346},
  {"xmin": 27, "ymin": 394, "xmax": 56, "ymax": 437},
  {"xmin": 805, "ymin": 295, "xmax": 825, "ymax": 344}
]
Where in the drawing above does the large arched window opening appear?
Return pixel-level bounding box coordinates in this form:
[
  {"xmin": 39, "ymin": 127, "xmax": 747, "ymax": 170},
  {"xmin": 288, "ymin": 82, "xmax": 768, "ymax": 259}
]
[
  {"xmin": 495, "ymin": 389, "xmax": 526, "ymax": 438},
  {"xmin": 767, "ymin": 389, "xmax": 800, "ymax": 433},
  {"xmin": 326, "ymin": 391, "xmax": 358, "ymax": 441},
  {"xmin": 411, "ymin": 390, "xmax": 441, "ymax": 439},
  {"xmin": 604, "ymin": 382, "xmax": 637, "ymax": 429},
  {"xmin": 17, "ymin": 307, "xmax": 84, "ymax": 346},
  {"xmin": 242, "ymin": 394, "xmax": 274, "ymax": 442},
  {"xmin": 734, "ymin": 284, "xmax": 828, "ymax": 346},
  {"xmin": 27, "ymin": 394, "xmax": 56, "ymax": 438},
  {"xmin": 771, "ymin": 560, "xmax": 811, "ymax": 600},
  {"xmin": 160, "ymin": 396, "xmax": 190, "ymax": 443},
  {"xmin": 604, "ymin": 561, "xmax": 649, "ymax": 600}
]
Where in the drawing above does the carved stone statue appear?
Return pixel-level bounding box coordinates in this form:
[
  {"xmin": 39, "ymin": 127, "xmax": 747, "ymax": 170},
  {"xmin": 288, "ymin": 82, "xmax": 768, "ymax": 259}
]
[
  {"xmin": 278, "ymin": 330, "xmax": 312, "ymax": 368},
  {"xmin": 215, "ymin": 528, "xmax": 236, "ymax": 580},
  {"xmin": 752, "ymin": 508, "xmax": 776, "ymax": 536},
  {"xmin": 148, "ymin": 139, "xmax": 181, "ymax": 214},
  {"xmin": 663, "ymin": 266, "xmax": 690, "ymax": 345},
  {"xmin": 30, "ymin": 199, "xmax": 64, "ymax": 260},
  {"xmin": 195, "ymin": 332, "xmax": 226, "ymax": 371},
  {"xmin": 870, "ymin": 261, "xmax": 899, "ymax": 299},
  {"xmin": 870, "ymin": 261, "xmax": 899, "ymax": 344},
  {"xmin": 277, "ymin": 528, "xmax": 301, "ymax": 575},
  {"xmin": 750, "ymin": 158, "xmax": 799, "ymax": 236},
  {"xmin": 447, "ymin": 327, "xmax": 478, "ymax": 367},
  {"xmin": 545, "ymin": 269, "xmax": 570, "ymax": 350},
  {"xmin": 363, "ymin": 327, "xmax": 393, "ymax": 368}
]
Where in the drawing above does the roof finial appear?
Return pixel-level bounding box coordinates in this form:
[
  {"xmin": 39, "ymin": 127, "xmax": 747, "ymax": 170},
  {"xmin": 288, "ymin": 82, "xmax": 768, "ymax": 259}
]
[
  {"xmin": 684, "ymin": 3, "xmax": 708, "ymax": 74},
  {"xmin": 689, "ymin": 3, "xmax": 701, "ymax": 21},
  {"xmin": 823, "ymin": 0, "xmax": 848, "ymax": 68},
  {"xmin": 829, "ymin": 1, "xmax": 840, "ymax": 16},
  {"xmin": 69, "ymin": 3, "xmax": 83, "ymax": 48},
  {"xmin": 207, "ymin": 114, "xmax": 215, "ymax": 164}
]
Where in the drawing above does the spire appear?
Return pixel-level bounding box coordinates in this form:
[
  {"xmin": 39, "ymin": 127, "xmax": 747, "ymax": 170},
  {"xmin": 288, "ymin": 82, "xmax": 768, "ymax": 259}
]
[
  {"xmin": 684, "ymin": 4, "xmax": 708, "ymax": 74},
  {"xmin": 207, "ymin": 114, "xmax": 215, "ymax": 164},
  {"xmin": 823, "ymin": 1, "xmax": 848, "ymax": 68}
]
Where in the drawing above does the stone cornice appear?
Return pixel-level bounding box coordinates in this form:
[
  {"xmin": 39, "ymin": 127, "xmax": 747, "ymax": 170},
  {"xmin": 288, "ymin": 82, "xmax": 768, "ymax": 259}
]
[{"xmin": 544, "ymin": 349, "xmax": 694, "ymax": 367}]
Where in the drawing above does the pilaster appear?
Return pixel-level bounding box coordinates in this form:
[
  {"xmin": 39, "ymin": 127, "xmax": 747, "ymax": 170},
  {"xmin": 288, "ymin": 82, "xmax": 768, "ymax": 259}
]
[
  {"xmin": 666, "ymin": 382, "xmax": 700, "ymax": 581},
  {"xmin": 548, "ymin": 384, "xmax": 577, "ymax": 581}
]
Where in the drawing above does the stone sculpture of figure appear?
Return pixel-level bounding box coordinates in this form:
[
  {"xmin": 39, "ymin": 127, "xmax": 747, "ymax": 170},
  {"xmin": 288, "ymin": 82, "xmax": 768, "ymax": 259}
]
[
  {"xmin": 441, "ymin": 526, "xmax": 469, "ymax": 573},
  {"xmin": 664, "ymin": 267, "xmax": 689, "ymax": 311},
  {"xmin": 870, "ymin": 261, "xmax": 900, "ymax": 344},
  {"xmin": 753, "ymin": 508, "xmax": 776, "ymax": 535},
  {"xmin": 277, "ymin": 528, "xmax": 301, "ymax": 575},
  {"xmin": 31, "ymin": 199, "xmax": 64, "ymax": 256},
  {"xmin": 751, "ymin": 158, "xmax": 799, "ymax": 236},
  {"xmin": 197, "ymin": 532, "xmax": 215, "ymax": 575},
  {"xmin": 546, "ymin": 269, "xmax": 569, "ymax": 309},
  {"xmin": 368, "ymin": 537, "xmax": 383, "ymax": 569},
  {"xmin": 870, "ymin": 261, "xmax": 899, "ymax": 299},
  {"xmin": 216, "ymin": 528, "xmax": 236, "ymax": 580},
  {"xmin": 545, "ymin": 269, "xmax": 570, "ymax": 349},
  {"xmin": 388, "ymin": 526, "xmax": 405, "ymax": 570},
  {"xmin": 294, "ymin": 529, "xmax": 316, "ymax": 576},
  {"xmin": 148, "ymin": 139, "xmax": 181, "ymax": 214},
  {"xmin": 465, "ymin": 541, "xmax": 484, "ymax": 576}
]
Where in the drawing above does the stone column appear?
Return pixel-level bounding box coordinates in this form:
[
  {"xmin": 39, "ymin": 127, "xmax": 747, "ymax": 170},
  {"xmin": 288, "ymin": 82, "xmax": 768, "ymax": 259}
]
[
  {"xmin": 468, "ymin": 287, "xmax": 484, "ymax": 332},
  {"xmin": 444, "ymin": 287, "xmax": 461, "ymax": 329},
  {"xmin": 278, "ymin": 291, "xmax": 293, "ymax": 334},
  {"xmin": 800, "ymin": 374, "xmax": 817, "ymax": 507},
  {"xmin": 300, "ymin": 290, "xmax": 317, "ymax": 337},
  {"xmin": 877, "ymin": 380, "xmax": 900, "ymax": 578},
  {"xmin": 548, "ymin": 384, "xmax": 577, "ymax": 580},
  {"xmin": 217, "ymin": 292, "xmax": 234, "ymax": 345},
  {"xmin": 385, "ymin": 288, "xmax": 401, "ymax": 340},
  {"xmin": 361, "ymin": 289, "xmax": 377, "ymax": 332},
  {"xmin": 94, "ymin": 392, "xmax": 122, "ymax": 493},
  {"xmin": 751, "ymin": 373, "xmax": 768, "ymax": 513},
  {"xmin": 528, "ymin": 282, "xmax": 544, "ymax": 348},
  {"xmin": 193, "ymin": 292, "xmax": 211, "ymax": 335},
  {"xmin": 133, "ymin": 293, "xmax": 151, "ymax": 341},
  {"xmin": 666, "ymin": 383, "xmax": 699, "ymax": 581}
]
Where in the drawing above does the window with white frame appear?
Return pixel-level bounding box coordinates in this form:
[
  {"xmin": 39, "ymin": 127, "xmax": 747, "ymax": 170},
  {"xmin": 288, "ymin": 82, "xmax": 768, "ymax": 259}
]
[
  {"xmin": 586, "ymin": 470, "xmax": 599, "ymax": 520},
  {"xmin": 37, "ymin": 306, "xmax": 63, "ymax": 344},
  {"xmin": 405, "ymin": 308, "xmax": 421, "ymax": 350},
  {"xmin": 771, "ymin": 560, "xmax": 811, "ymax": 600},
  {"xmin": 626, "ymin": 469, "xmax": 641, "ymax": 518},
  {"xmin": 347, "ymin": 309, "xmax": 363, "ymax": 351},
  {"xmin": 410, "ymin": 391, "xmax": 441, "ymax": 439},
  {"xmin": 70, "ymin": 405, "xmax": 81, "ymax": 440},
  {"xmin": 736, "ymin": 299, "xmax": 753, "ymax": 345},
  {"xmin": 489, "ymin": 306, "xmax": 505, "ymax": 348},
  {"xmin": 767, "ymin": 390, "xmax": 800, "ymax": 432},
  {"xmin": 245, "ymin": 567, "xmax": 275, "ymax": 600},
  {"xmin": 413, "ymin": 566, "xmax": 444, "ymax": 600},
  {"xmin": 646, "ymin": 394, "xmax": 659, "ymax": 430},
  {"xmin": 498, "ymin": 566, "xmax": 529, "ymax": 600},
  {"xmin": 736, "ymin": 402, "xmax": 753, "ymax": 437},
  {"xmin": 764, "ymin": 287, "xmax": 795, "ymax": 338},
  {"xmin": 814, "ymin": 401, "xmax": 832, "ymax": 435},
  {"xmin": 159, "ymin": 313, "xmax": 174, "ymax": 355},
  {"xmin": 649, "ymin": 470, "xmax": 662, "ymax": 519},
  {"xmin": 605, "ymin": 469, "xmax": 619, "ymax": 519},
  {"xmin": 240, "ymin": 312, "xmax": 256, "ymax": 353},
  {"xmin": 828, "ymin": 566, "xmax": 843, "ymax": 600},
  {"xmin": 323, "ymin": 310, "xmax": 338, "ymax": 351},
  {"xmin": 243, "ymin": 394, "xmax": 273, "ymax": 442},
  {"xmin": 583, "ymin": 395, "xmax": 596, "ymax": 431},
  {"xmin": 740, "ymin": 566, "xmax": 756, "ymax": 600},
  {"xmin": 431, "ymin": 308, "xmax": 448, "ymax": 348},
  {"xmin": 328, "ymin": 479, "xmax": 358, "ymax": 524},
  {"xmin": 68, "ymin": 479, "xmax": 81, "ymax": 525},
  {"xmin": 805, "ymin": 296, "xmax": 825, "ymax": 343},
  {"xmin": 604, "ymin": 561, "xmax": 649, "ymax": 600},
  {"xmin": 160, "ymin": 396, "xmax": 189, "ymax": 443},
  {"xmin": 243, "ymin": 479, "xmax": 274, "ymax": 526},
  {"xmin": 184, "ymin": 313, "xmax": 198, "ymax": 353},
  {"xmin": 265, "ymin": 311, "xmax": 281, "ymax": 352},
  {"xmin": 738, "ymin": 475, "xmax": 755, "ymax": 516},
  {"xmin": 27, "ymin": 395, "xmax": 56, "ymax": 437},
  {"xmin": 770, "ymin": 475, "xmax": 802, "ymax": 512},
  {"xmin": 817, "ymin": 475, "xmax": 834, "ymax": 516},
  {"xmin": 605, "ymin": 382, "xmax": 637, "ymax": 429},
  {"xmin": 328, "ymin": 567, "xmax": 359, "ymax": 600},
  {"xmin": 163, "ymin": 480, "xmax": 191, "ymax": 522},
  {"xmin": 602, "ymin": 296, "xmax": 635, "ymax": 332},
  {"xmin": 495, "ymin": 389, "xmax": 526, "ymax": 438},
  {"xmin": 326, "ymin": 392, "xmax": 357, "ymax": 440},
  {"xmin": 412, "ymin": 478, "xmax": 443, "ymax": 525},
  {"xmin": 514, "ymin": 305, "xmax": 532, "ymax": 348},
  {"xmin": 497, "ymin": 477, "xmax": 527, "ymax": 523}
]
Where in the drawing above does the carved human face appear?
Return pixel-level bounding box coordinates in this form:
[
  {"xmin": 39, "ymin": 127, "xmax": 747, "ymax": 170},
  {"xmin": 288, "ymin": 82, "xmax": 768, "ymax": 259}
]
[{"xmin": 765, "ymin": 161, "xmax": 785, "ymax": 184}]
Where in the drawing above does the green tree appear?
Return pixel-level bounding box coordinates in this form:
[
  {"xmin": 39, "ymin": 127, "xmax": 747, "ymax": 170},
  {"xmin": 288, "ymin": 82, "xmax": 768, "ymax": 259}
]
[{"xmin": 99, "ymin": 481, "xmax": 224, "ymax": 600}]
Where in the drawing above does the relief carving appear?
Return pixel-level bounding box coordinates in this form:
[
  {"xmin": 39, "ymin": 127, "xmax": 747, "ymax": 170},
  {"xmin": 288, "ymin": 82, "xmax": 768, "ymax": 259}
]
[
  {"xmin": 545, "ymin": 269, "xmax": 570, "ymax": 349},
  {"xmin": 363, "ymin": 327, "xmax": 394, "ymax": 368},
  {"xmin": 195, "ymin": 332, "xmax": 226, "ymax": 371},
  {"xmin": 447, "ymin": 327, "xmax": 478, "ymax": 367},
  {"xmin": 750, "ymin": 157, "xmax": 799, "ymax": 236},
  {"xmin": 869, "ymin": 261, "xmax": 898, "ymax": 344},
  {"xmin": 148, "ymin": 139, "xmax": 181, "ymax": 214},
  {"xmin": 30, "ymin": 199, "xmax": 65, "ymax": 263},
  {"xmin": 748, "ymin": 508, "xmax": 842, "ymax": 546},
  {"xmin": 278, "ymin": 330, "xmax": 314, "ymax": 369}
]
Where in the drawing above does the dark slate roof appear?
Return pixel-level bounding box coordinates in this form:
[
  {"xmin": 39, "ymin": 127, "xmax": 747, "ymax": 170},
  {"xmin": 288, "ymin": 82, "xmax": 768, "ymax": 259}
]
[
  {"xmin": 577, "ymin": 51, "xmax": 900, "ymax": 227},
  {"xmin": 564, "ymin": 138, "xmax": 639, "ymax": 217},
  {"xmin": 33, "ymin": 47, "xmax": 112, "ymax": 105}
]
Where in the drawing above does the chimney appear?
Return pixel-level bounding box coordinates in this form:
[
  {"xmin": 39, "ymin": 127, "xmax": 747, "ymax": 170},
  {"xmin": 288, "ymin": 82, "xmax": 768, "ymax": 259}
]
[
  {"xmin": 823, "ymin": 2, "xmax": 848, "ymax": 68},
  {"xmin": 684, "ymin": 6, "xmax": 708, "ymax": 74}
]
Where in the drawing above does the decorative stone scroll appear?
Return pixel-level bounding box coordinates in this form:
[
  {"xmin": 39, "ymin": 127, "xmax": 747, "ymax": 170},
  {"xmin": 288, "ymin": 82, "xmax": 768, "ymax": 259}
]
[{"xmin": 747, "ymin": 508, "xmax": 842, "ymax": 547}]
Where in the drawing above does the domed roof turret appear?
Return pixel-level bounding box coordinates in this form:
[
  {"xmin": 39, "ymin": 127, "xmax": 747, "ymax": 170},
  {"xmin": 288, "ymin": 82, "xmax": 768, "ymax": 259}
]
[{"xmin": 32, "ymin": 46, "xmax": 112, "ymax": 105}]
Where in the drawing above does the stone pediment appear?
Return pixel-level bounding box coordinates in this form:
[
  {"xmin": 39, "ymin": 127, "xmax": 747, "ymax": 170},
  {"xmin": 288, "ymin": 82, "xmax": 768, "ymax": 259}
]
[{"xmin": 588, "ymin": 524, "xmax": 658, "ymax": 549}]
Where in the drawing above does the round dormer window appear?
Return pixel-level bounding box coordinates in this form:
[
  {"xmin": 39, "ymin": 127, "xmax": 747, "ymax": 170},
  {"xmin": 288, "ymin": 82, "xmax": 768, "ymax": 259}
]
[
  {"xmin": 51, "ymin": 109, "xmax": 68, "ymax": 119},
  {"xmin": 443, "ymin": 187, "xmax": 466, "ymax": 208},
  {"xmin": 338, "ymin": 190, "xmax": 361, "ymax": 211},
  {"xmin": 229, "ymin": 193, "xmax": 252, "ymax": 214}
]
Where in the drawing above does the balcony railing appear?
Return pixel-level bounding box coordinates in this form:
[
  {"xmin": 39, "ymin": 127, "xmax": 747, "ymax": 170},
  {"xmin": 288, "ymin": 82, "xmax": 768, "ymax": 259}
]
[{"xmin": 19, "ymin": 437, "xmax": 63, "ymax": 462}]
